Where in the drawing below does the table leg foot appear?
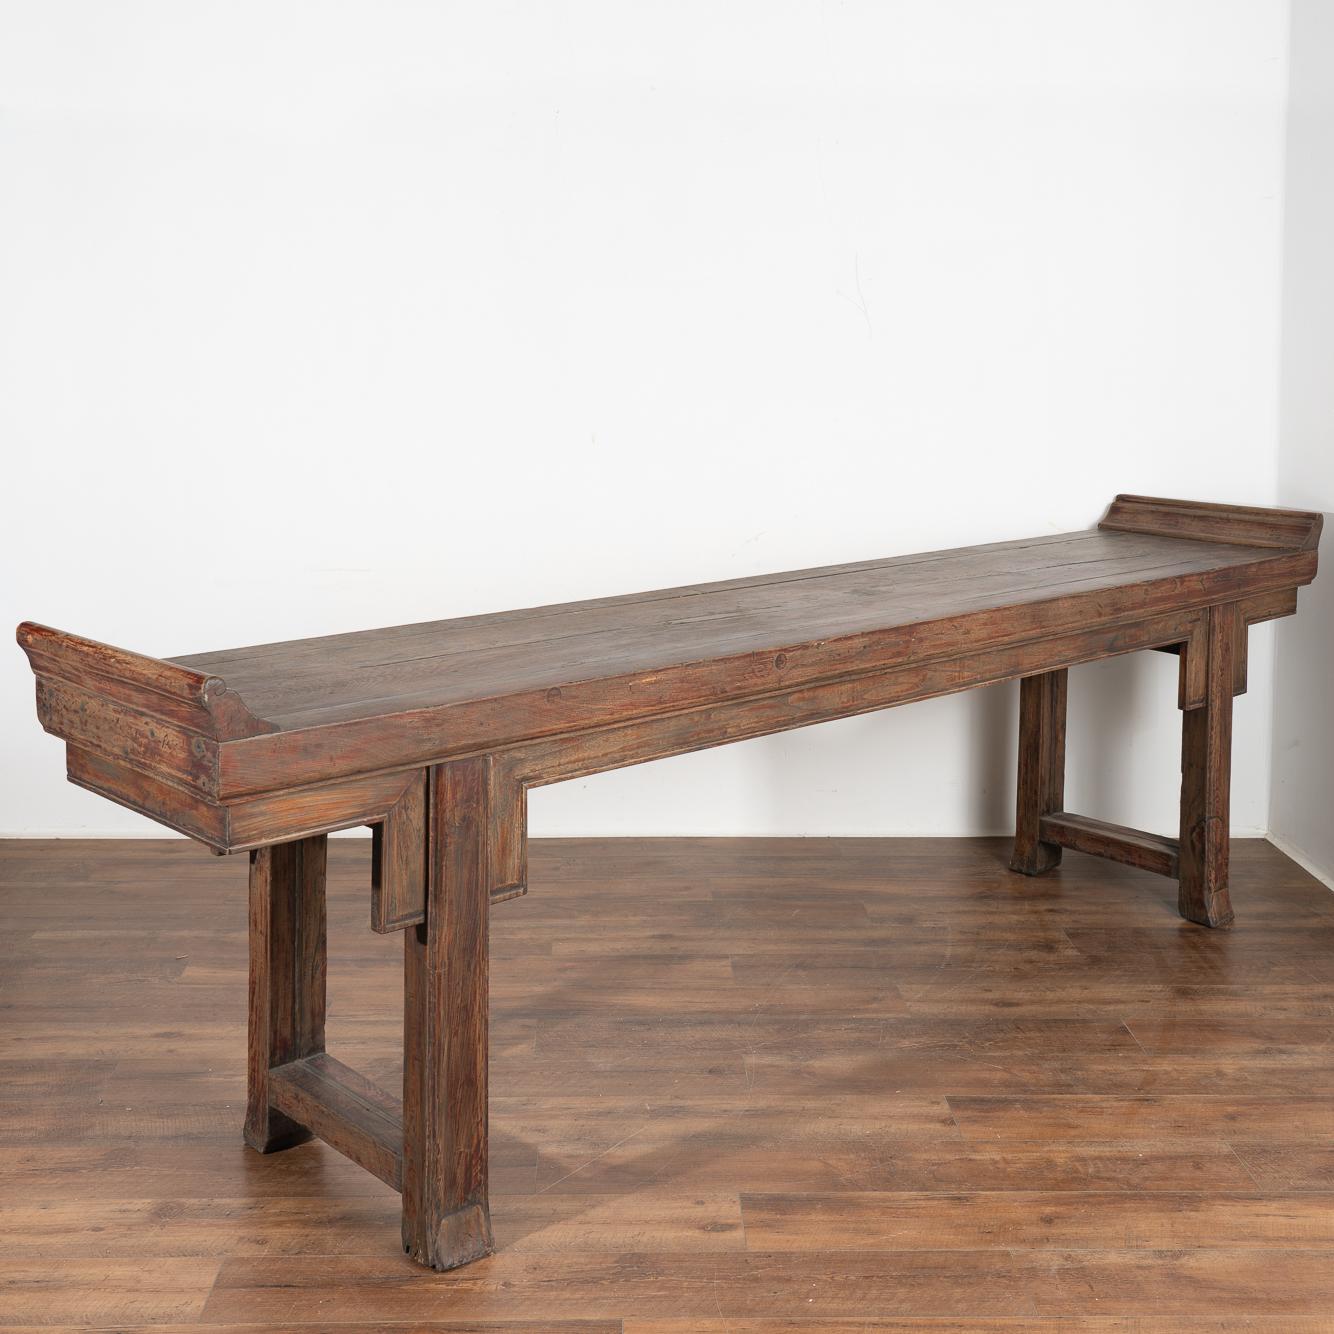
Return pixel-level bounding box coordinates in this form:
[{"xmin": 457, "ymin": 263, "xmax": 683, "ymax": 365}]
[
  {"xmin": 403, "ymin": 1200, "xmax": 494, "ymax": 1270},
  {"xmin": 243, "ymin": 1116, "xmax": 311, "ymax": 1154},
  {"xmin": 1178, "ymin": 880, "xmax": 1235, "ymax": 930},
  {"xmin": 1009, "ymin": 844, "xmax": 1063, "ymax": 876}
]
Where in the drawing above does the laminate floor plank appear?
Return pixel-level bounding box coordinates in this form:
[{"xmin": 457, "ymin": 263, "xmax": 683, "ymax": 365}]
[
  {"xmin": 740, "ymin": 1189, "xmax": 1334, "ymax": 1250},
  {"xmin": 2, "ymin": 835, "xmax": 1333, "ymax": 1325},
  {"xmin": 0, "ymin": 1258, "xmax": 220, "ymax": 1326},
  {"xmin": 624, "ymin": 1323, "xmax": 1334, "ymax": 1334},
  {"xmin": 2, "ymin": 1325, "xmax": 615, "ymax": 1334}
]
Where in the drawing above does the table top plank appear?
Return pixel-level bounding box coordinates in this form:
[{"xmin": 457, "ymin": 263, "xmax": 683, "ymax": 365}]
[
  {"xmin": 17, "ymin": 495, "xmax": 1323, "ymax": 821},
  {"xmin": 171, "ymin": 529, "xmax": 1278, "ymax": 734}
]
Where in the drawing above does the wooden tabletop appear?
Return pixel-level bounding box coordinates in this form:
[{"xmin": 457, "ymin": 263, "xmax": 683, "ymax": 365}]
[
  {"xmin": 17, "ymin": 494, "xmax": 1323, "ymax": 823},
  {"xmin": 171, "ymin": 528, "xmax": 1276, "ymax": 736}
]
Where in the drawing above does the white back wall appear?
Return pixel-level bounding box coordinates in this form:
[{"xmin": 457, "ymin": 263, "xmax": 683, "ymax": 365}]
[
  {"xmin": 1, "ymin": 1, "xmax": 1286, "ymax": 838},
  {"xmin": 1270, "ymin": 0, "xmax": 1334, "ymax": 882}
]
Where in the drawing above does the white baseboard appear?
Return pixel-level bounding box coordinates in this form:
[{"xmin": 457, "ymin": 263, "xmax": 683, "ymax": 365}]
[{"xmin": 1265, "ymin": 831, "xmax": 1334, "ymax": 891}]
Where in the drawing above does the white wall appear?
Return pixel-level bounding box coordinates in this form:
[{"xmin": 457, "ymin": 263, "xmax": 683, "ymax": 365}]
[
  {"xmin": 1270, "ymin": 0, "xmax": 1334, "ymax": 882},
  {"xmin": 1, "ymin": 1, "xmax": 1288, "ymax": 839}
]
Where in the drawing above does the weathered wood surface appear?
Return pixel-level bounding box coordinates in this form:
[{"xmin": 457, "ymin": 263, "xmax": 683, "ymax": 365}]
[
  {"xmin": 17, "ymin": 496, "xmax": 1321, "ymax": 838},
  {"xmin": 266, "ymin": 1054, "xmax": 402, "ymax": 1190},
  {"xmin": 11, "ymin": 495, "xmax": 1325, "ymax": 1279},
  {"xmin": 1038, "ymin": 811, "xmax": 1181, "ymax": 879},
  {"xmin": 1100, "ymin": 493, "xmax": 1324, "ymax": 550},
  {"xmin": 369, "ymin": 768, "xmax": 427, "ymax": 933},
  {"xmin": 1178, "ymin": 603, "xmax": 1240, "ymax": 928},
  {"xmin": 244, "ymin": 835, "xmax": 326, "ymax": 1154},
  {"xmin": 401, "ymin": 758, "xmax": 495, "ymax": 1270},
  {"xmin": 1009, "ymin": 669, "xmax": 1067, "ymax": 875},
  {"xmin": 5, "ymin": 836, "xmax": 1334, "ymax": 1326}
]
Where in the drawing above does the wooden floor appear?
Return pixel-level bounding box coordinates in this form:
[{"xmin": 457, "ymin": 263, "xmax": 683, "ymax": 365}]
[{"xmin": 3, "ymin": 837, "xmax": 1334, "ymax": 1330}]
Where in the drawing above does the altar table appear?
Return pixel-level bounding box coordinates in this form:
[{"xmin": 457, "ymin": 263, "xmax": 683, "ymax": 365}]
[{"xmin": 18, "ymin": 493, "xmax": 1323, "ymax": 1269}]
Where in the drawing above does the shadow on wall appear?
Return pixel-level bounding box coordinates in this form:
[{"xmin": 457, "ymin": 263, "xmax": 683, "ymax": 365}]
[
  {"xmin": 755, "ymin": 678, "xmax": 1022, "ymax": 837},
  {"xmin": 1067, "ymin": 648, "xmax": 1181, "ymax": 837},
  {"xmin": 749, "ymin": 654, "xmax": 1182, "ymax": 840},
  {"xmin": 1073, "ymin": 652, "xmax": 1149, "ymax": 824},
  {"xmin": 967, "ymin": 679, "xmax": 1018, "ymax": 835},
  {"xmin": 970, "ymin": 653, "xmax": 1181, "ymax": 839}
]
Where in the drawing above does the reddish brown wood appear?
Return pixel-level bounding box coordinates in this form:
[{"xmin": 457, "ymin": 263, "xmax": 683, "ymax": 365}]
[
  {"xmin": 61, "ymin": 608, "xmax": 1208, "ymax": 857},
  {"xmin": 1038, "ymin": 811, "xmax": 1181, "ymax": 879},
  {"xmin": 401, "ymin": 757, "xmax": 495, "ymax": 1270},
  {"xmin": 65, "ymin": 747, "xmax": 433, "ymax": 854},
  {"xmin": 17, "ymin": 503, "xmax": 1321, "ymax": 809},
  {"xmin": 370, "ymin": 769, "xmax": 429, "ymax": 932},
  {"xmin": 1177, "ymin": 614, "xmax": 1210, "ymax": 710},
  {"xmin": 1156, "ymin": 611, "xmax": 1250, "ymax": 700},
  {"xmin": 489, "ymin": 761, "xmax": 528, "ymax": 901},
  {"xmin": 1178, "ymin": 603, "xmax": 1239, "ymax": 928},
  {"xmin": 1237, "ymin": 586, "xmax": 1300, "ymax": 624},
  {"xmin": 267, "ymin": 1053, "xmax": 403, "ymax": 1190},
  {"xmin": 505, "ymin": 612, "xmax": 1197, "ymax": 790},
  {"xmin": 1009, "ymin": 670, "xmax": 1067, "ymax": 875},
  {"xmin": 1232, "ymin": 609, "xmax": 1250, "ymax": 697},
  {"xmin": 13, "ymin": 493, "xmax": 1325, "ymax": 1274},
  {"xmin": 15, "ymin": 620, "xmax": 274, "ymax": 739},
  {"xmin": 244, "ymin": 835, "xmax": 327, "ymax": 1153},
  {"xmin": 66, "ymin": 745, "xmax": 230, "ymax": 847},
  {"xmin": 1100, "ymin": 494, "xmax": 1324, "ymax": 550}
]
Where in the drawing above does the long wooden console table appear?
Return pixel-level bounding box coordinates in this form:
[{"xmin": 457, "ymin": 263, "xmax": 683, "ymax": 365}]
[{"xmin": 17, "ymin": 493, "xmax": 1322, "ymax": 1270}]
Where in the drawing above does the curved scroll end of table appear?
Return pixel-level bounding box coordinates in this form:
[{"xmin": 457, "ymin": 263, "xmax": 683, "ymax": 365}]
[
  {"xmin": 1099, "ymin": 493, "xmax": 1324, "ymax": 553},
  {"xmin": 16, "ymin": 620, "xmax": 277, "ymax": 742},
  {"xmin": 16, "ymin": 620, "xmax": 282, "ymax": 851}
]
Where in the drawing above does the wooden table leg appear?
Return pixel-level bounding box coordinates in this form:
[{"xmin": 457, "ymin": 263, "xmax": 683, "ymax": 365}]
[
  {"xmin": 401, "ymin": 756, "xmax": 495, "ymax": 1270},
  {"xmin": 1179, "ymin": 604, "xmax": 1238, "ymax": 928},
  {"xmin": 245, "ymin": 834, "xmax": 328, "ymax": 1152},
  {"xmin": 1010, "ymin": 669, "xmax": 1068, "ymax": 875}
]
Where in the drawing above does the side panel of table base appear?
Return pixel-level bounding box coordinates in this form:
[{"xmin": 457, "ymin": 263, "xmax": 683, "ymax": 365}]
[
  {"xmin": 242, "ymin": 765, "xmax": 496, "ymax": 1273},
  {"xmin": 1008, "ymin": 604, "xmax": 1239, "ymax": 928}
]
